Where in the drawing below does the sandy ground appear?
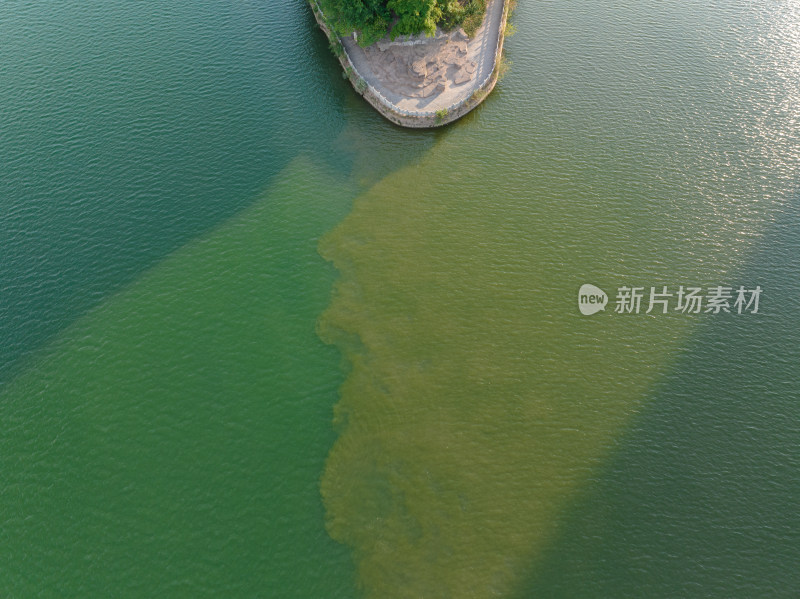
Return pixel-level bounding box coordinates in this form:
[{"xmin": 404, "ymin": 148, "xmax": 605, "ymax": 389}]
[{"xmin": 341, "ymin": 0, "xmax": 505, "ymax": 113}]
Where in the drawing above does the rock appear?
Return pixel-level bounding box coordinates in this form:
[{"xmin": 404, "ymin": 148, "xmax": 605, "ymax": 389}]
[
  {"xmin": 453, "ymin": 68, "xmax": 472, "ymax": 85},
  {"xmin": 351, "ymin": 22, "xmax": 479, "ymax": 100},
  {"xmin": 410, "ymin": 58, "xmax": 427, "ymax": 78},
  {"xmin": 452, "ymin": 28, "xmax": 469, "ymax": 42}
]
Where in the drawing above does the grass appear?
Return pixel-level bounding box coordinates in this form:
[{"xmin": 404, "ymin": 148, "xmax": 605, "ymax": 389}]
[
  {"xmin": 461, "ymin": 0, "xmax": 488, "ymax": 38},
  {"xmin": 495, "ymin": 51, "xmax": 511, "ymax": 81},
  {"xmin": 470, "ymin": 87, "xmax": 489, "ymax": 103},
  {"xmin": 329, "ymin": 37, "xmax": 344, "ymax": 58}
]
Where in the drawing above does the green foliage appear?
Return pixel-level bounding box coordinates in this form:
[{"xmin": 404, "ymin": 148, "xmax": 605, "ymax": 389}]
[
  {"xmin": 495, "ymin": 51, "xmax": 511, "ymax": 81},
  {"xmin": 435, "ymin": 108, "xmax": 449, "ymax": 120},
  {"xmin": 357, "ymin": 16, "xmax": 390, "ymax": 46},
  {"xmin": 355, "ymin": 78, "xmax": 368, "ymax": 93},
  {"xmin": 388, "ymin": 0, "xmax": 441, "ymax": 37},
  {"xmin": 503, "ymin": 0, "xmax": 517, "ymax": 37},
  {"xmin": 329, "ymin": 37, "xmax": 344, "ymax": 57},
  {"xmin": 318, "ymin": 0, "xmax": 489, "ymax": 42},
  {"xmin": 460, "ymin": 0, "xmax": 486, "ymax": 37},
  {"xmin": 470, "ymin": 86, "xmax": 488, "ymax": 103},
  {"xmin": 319, "ymin": 0, "xmax": 390, "ymax": 41}
]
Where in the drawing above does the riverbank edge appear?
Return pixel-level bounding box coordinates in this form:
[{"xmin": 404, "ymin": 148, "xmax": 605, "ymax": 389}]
[{"xmin": 308, "ymin": 0, "xmax": 510, "ymax": 128}]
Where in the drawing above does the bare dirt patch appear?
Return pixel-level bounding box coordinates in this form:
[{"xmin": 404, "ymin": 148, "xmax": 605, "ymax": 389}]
[{"xmin": 364, "ymin": 28, "xmax": 477, "ymax": 99}]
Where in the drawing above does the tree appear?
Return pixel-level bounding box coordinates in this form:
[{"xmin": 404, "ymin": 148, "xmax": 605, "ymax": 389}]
[
  {"xmin": 388, "ymin": 0, "xmax": 441, "ymax": 37},
  {"xmin": 319, "ymin": 0, "xmax": 486, "ymax": 44}
]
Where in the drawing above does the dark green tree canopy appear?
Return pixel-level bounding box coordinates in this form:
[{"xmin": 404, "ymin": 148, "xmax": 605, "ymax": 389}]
[{"xmin": 320, "ymin": 0, "xmax": 486, "ymax": 46}]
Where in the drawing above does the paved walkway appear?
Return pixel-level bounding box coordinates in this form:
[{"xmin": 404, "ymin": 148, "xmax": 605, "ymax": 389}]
[{"xmin": 341, "ymin": 0, "xmax": 506, "ymax": 114}]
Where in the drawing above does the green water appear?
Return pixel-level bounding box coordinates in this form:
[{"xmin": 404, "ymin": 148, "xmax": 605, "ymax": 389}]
[{"xmin": 2, "ymin": 0, "xmax": 798, "ymax": 597}]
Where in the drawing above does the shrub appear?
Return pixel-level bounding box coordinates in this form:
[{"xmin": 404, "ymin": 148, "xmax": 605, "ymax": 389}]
[
  {"xmin": 460, "ymin": 0, "xmax": 487, "ymax": 37},
  {"xmin": 316, "ymin": 0, "xmax": 488, "ymax": 41},
  {"xmin": 329, "ymin": 38, "xmax": 344, "ymax": 57},
  {"xmin": 495, "ymin": 52, "xmax": 511, "ymax": 81},
  {"xmin": 470, "ymin": 87, "xmax": 488, "ymax": 103}
]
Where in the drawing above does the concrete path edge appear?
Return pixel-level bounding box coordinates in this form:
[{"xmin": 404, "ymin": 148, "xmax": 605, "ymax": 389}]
[{"xmin": 308, "ymin": 0, "xmax": 510, "ymax": 128}]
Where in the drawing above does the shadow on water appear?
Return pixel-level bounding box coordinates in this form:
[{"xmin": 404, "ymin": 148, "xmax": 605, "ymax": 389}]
[
  {"xmin": 0, "ymin": 0, "xmax": 440, "ymax": 390},
  {"xmin": 0, "ymin": 3, "xmax": 448, "ymax": 596},
  {"xmin": 515, "ymin": 194, "xmax": 800, "ymax": 598}
]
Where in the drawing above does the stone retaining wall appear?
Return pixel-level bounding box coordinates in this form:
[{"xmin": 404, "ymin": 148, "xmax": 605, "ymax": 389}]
[{"xmin": 308, "ymin": 0, "xmax": 510, "ymax": 128}]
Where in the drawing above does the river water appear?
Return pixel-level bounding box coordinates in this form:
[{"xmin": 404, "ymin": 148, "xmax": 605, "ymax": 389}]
[{"xmin": 1, "ymin": 0, "xmax": 798, "ymax": 597}]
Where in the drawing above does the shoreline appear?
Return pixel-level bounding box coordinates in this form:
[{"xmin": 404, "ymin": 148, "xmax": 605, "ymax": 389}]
[{"xmin": 308, "ymin": 0, "xmax": 510, "ymax": 128}]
